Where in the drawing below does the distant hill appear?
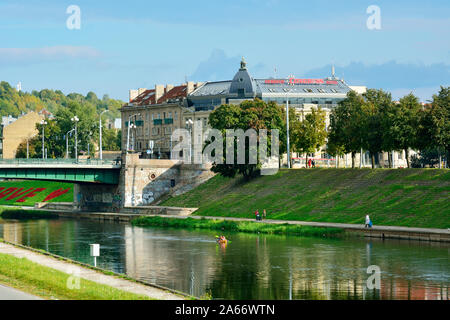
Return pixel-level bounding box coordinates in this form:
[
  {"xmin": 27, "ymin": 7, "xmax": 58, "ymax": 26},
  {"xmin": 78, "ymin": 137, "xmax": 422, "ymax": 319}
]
[{"xmin": 0, "ymin": 81, "xmax": 124, "ymax": 120}]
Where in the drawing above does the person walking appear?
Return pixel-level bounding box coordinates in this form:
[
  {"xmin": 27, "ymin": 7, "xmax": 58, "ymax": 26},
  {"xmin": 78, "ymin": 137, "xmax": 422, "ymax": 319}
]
[
  {"xmin": 365, "ymin": 214, "xmax": 371, "ymax": 228},
  {"xmin": 308, "ymin": 158, "xmax": 312, "ymax": 168},
  {"xmin": 312, "ymin": 159, "xmax": 316, "ymax": 168},
  {"xmin": 263, "ymin": 209, "xmax": 267, "ymax": 219}
]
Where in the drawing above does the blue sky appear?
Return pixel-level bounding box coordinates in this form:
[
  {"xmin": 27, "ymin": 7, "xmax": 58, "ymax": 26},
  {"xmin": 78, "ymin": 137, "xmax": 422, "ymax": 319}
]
[{"xmin": 1, "ymin": 0, "xmax": 449, "ymax": 102}]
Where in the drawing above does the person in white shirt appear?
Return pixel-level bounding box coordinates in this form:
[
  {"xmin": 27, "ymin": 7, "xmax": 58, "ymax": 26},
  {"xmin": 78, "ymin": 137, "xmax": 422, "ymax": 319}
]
[{"xmin": 365, "ymin": 215, "xmax": 371, "ymax": 228}]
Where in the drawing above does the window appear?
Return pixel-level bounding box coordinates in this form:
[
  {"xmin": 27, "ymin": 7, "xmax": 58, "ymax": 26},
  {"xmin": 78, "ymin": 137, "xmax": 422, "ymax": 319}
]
[
  {"xmin": 151, "ymin": 113, "xmax": 154, "ymax": 120},
  {"xmin": 174, "ymin": 111, "xmax": 178, "ymax": 120},
  {"xmin": 168, "ymin": 112, "xmax": 172, "ymax": 119}
]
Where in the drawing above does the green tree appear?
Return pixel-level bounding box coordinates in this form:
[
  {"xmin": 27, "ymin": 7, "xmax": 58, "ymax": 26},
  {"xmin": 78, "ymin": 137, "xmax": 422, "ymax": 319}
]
[
  {"xmin": 361, "ymin": 89, "xmax": 393, "ymax": 168},
  {"xmin": 417, "ymin": 86, "xmax": 450, "ymax": 168},
  {"xmin": 207, "ymin": 99, "xmax": 284, "ymax": 180},
  {"xmin": 383, "ymin": 93, "xmax": 422, "ymax": 168},
  {"xmin": 292, "ymin": 107, "xmax": 327, "ymax": 165},
  {"xmin": 327, "ymin": 91, "xmax": 365, "ymax": 168}
]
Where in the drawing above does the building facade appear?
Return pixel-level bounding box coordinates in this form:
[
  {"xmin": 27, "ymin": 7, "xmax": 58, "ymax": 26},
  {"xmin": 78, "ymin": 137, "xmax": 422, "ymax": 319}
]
[
  {"xmin": 0, "ymin": 111, "xmax": 44, "ymax": 159},
  {"xmin": 122, "ymin": 59, "xmax": 409, "ymax": 168}
]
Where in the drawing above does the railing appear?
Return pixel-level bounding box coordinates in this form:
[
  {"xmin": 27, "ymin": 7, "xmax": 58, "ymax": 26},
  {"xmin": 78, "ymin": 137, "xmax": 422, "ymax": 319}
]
[
  {"xmin": 0, "ymin": 158, "xmax": 121, "ymax": 166},
  {"xmin": 153, "ymin": 119, "xmax": 163, "ymax": 125}
]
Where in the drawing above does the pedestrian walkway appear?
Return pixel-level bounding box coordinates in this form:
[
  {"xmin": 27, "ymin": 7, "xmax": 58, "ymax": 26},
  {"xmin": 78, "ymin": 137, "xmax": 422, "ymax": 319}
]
[
  {"xmin": 0, "ymin": 284, "xmax": 42, "ymax": 300},
  {"xmin": 142, "ymin": 214, "xmax": 450, "ymax": 242},
  {"xmin": 0, "ymin": 242, "xmax": 185, "ymax": 300}
]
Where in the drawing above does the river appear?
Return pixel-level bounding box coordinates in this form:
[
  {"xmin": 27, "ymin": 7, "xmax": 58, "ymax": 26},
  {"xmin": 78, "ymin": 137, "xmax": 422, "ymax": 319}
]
[{"xmin": 0, "ymin": 218, "xmax": 448, "ymax": 300}]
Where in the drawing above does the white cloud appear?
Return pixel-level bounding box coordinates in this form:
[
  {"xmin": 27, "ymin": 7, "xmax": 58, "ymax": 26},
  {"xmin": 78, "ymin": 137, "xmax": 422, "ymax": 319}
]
[{"xmin": 0, "ymin": 46, "xmax": 102, "ymax": 65}]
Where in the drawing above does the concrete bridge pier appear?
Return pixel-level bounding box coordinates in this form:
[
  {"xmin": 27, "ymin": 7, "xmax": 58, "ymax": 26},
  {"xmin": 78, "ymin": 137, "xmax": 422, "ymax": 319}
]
[{"xmin": 73, "ymin": 183, "xmax": 120, "ymax": 212}]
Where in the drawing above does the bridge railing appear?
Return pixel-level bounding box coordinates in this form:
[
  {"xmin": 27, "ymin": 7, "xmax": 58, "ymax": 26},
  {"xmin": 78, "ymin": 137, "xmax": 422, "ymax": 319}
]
[{"xmin": 0, "ymin": 158, "xmax": 121, "ymax": 166}]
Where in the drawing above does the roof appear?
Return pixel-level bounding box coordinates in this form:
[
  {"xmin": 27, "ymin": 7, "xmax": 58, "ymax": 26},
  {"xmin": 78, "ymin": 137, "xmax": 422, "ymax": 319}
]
[
  {"xmin": 189, "ymin": 81, "xmax": 231, "ymax": 97},
  {"xmin": 255, "ymin": 78, "xmax": 351, "ymax": 96},
  {"xmin": 129, "ymin": 85, "xmax": 187, "ymax": 106}
]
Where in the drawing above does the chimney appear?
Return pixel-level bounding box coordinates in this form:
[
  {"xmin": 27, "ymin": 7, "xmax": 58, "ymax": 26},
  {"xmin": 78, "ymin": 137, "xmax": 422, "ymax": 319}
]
[
  {"xmin": 165, "ymin": 84, "xmax": 174, "ymax": 93},
  {"xmin": 129, "ymin": 89, "xmax": 139, "ymax": 103},
  {"xmin": 186, "ymin": 81, "xmax": 195, "ymax": 95},
  {"xmin": 155, "ymin": 84, "xmax": 164, "ymax": 103}
]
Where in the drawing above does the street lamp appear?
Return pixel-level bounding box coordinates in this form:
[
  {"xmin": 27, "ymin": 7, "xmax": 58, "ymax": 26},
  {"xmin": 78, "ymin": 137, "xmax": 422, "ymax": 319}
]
[
  {"xmin": 99, "ymin": 110, "xmax": 109, "ymax": 160},
  {"xmin": 126, "ymin": 113, "xmax": 140, "ymax": 153},
  {"xmin": 285, "ymin": 76, "xmax": 295, "ymax": 168},
  {"xmin": 40, "ymin": 119, "xmax": 47, "ymax": 160},
  {"xmin": 66, "ymin": 128, "xmax": 75, "ymax": 159},
  {"xmin": 129, "ymin": 123, "xmax": 137, "ymax": 151},
  {"xmin": 186, "ymin": 119, "xmax": 193, "ymax": 162},
  {"xmin": 71, "ymin": 116, "xmax": 79, "ymax": 162}
]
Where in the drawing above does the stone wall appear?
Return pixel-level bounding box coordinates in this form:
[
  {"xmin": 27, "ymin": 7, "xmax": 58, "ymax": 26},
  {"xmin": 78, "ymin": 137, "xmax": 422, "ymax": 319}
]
[{"xmin": 120, "ymin": 154, "xmax": 214, "ymax": 207}]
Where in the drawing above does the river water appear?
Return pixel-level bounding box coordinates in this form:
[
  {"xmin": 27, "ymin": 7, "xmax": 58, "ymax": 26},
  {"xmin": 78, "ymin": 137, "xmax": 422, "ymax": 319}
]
[{"xmin": 0, "ymin": 218, "xmax": 448, "ymax": 300}]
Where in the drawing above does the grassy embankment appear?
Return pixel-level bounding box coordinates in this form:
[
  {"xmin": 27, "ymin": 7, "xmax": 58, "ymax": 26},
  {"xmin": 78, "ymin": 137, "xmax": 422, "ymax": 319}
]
[
  {"xmin": 132, "ymin": 216, "xmax": 344, "ymax": 237},
  {"xmin": 0, "ymin": 252, "xmax": 152, "ymax": 300},
  {"xmin": 161, "ymin": 169, "xmax": 450, "ymax": 229},
  {"xmin": 0, "ymin": 180, "xmax": 74, "ymax": 207}
]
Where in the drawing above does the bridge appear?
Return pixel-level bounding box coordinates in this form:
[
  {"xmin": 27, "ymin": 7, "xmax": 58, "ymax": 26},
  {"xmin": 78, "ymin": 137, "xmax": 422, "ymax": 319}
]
[{"xmin": 0, "ymin": 158, "xmax": 121, "ymax": 184}]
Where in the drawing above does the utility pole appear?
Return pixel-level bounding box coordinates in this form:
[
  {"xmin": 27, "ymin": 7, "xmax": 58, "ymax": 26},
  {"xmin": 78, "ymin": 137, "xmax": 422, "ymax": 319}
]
[
  {"xmin": 286, "ymin": 76, "xmax": 295, "ymax": 168},
  {"xmin": 99, "ymin": 110, "xmax": 109, "ymax": 160},
  {"xmin": 71, "ymin": 116, "xmax": 79, "ymax": 162},
  {"xmin": 40, "ymin": 119, "xmax": 47, "ymax": 160},
  {"xmin": 126, "ymin": 113, "xmax": 140, "ymax": 152}
]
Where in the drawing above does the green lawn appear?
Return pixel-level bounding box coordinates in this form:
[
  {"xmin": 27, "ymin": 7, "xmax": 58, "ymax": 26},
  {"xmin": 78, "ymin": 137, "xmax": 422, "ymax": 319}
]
[
  {"xmin": 161, "ymin": 169, "xmax": 450, "ymax": 229},
  {"xmin": 0, "ymin": 252, "xmax": 153, "ymax": 300},
  {"xmin": 0, "ymin": 180, "xmax": 73, "ymax": 206},
  {"xmin": 132, "ymin": 216, "xmax": 344, "ymax": 238}
]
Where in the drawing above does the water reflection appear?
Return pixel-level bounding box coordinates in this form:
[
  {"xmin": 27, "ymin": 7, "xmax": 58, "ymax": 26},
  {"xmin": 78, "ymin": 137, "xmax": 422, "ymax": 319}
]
[{"xmin": 0, "ymin": 218, "xmax": 448, "ymax": 300}]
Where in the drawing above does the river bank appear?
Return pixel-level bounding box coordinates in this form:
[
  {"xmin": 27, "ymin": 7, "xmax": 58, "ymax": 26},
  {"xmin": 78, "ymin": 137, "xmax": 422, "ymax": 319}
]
[
  {"xmin": 161, "ymin": 168, "xmax": 450, "ymax": 229},
  {"xmin": 0, "ymin": 239, "xmax": 187, "ymax": 300}
]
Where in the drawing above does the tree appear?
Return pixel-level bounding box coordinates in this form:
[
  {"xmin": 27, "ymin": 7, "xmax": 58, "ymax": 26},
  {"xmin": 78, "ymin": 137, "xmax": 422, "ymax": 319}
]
[
  {"xmin": 361, "ymin": 89, "xmax": 393, "ymax": 168},
  {"xmin": 417, "ymin": 86, "xmax": 450, "ymax": 168},
  {"xmin": 292, "ymin": 107, "xmax": 327, "ymax": 165},
  {"xmin": 102, "ymin": 128, "xmax": 121, "ymax": 151},
  {"xmin": 383, "ymin": 93, "xmax": 422, "ymax": 168},
  {"xmin": 207, "ymin": 99, "xmax": 284, "ymax": 180},
  {"xmin": 327, "ymin": 91, "xmax": 365, "ymax": 168}
]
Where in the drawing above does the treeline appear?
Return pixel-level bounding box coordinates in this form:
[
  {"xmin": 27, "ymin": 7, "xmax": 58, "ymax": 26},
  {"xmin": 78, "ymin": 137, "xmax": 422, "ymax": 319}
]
[
  {"xmin": 207, "ymin": 86, "xmax": 448, "ymax": 180},
  {"xmin": 327, "ymin": 86, "xmax": 449, "ymax": 168},
  {"xmin": 0, "ymin": 81, "xmax": 123, "ymax": 118},
  {"xmin": 0, "ymin": 81, "xmax": 123, "ymax": 158}
]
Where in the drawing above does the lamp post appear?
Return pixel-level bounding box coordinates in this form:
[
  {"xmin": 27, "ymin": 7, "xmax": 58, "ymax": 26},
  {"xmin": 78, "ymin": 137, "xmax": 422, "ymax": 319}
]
[
  {"xmin": 40, "ymin": 119, "xmax": 47, "ymax": 160},
  {"xmin": 129, "ymin": 123, "xmax": 137, "ymax": 151},
  {"xmin": 186, "ymin": 119, "xmax": 193, "ymax": 162},
  {"xmin": 285, "ymin": 76, "xmax": 295, "ymax": 168},
  {"xmin": 71, "ymin": 116, "xmax": 79, "ymax": 162},
  {"xmin": 99, "ymin": 110, "xmax": 109, "ymax": 160},
  {"xmin": 126, "ymin": 113, "xmax": 140, "ymax": 153},
  {"xmin": 66, "ymin": 128, "xmax": 75, "ymax": 159}
]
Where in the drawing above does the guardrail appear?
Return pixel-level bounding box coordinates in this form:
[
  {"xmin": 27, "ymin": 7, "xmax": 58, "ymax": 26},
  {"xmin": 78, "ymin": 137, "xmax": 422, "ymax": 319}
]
[{"xmin": 0, "ymin": 158, "xmax": 121, "ymax": 166}]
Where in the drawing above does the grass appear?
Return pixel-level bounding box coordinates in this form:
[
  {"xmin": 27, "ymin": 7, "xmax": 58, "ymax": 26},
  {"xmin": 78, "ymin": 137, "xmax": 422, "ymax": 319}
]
[
  {"xmin": 0, "ymin": 252, "xmax": 153, "ymax": 300},
  {"xmin": 131, "ymin": 216, "xmax": 345, "ymax": 238},
  {"xmin": 0, "ymin": 208, "xmax": 59, "ymax": 219},
  {"xmin": 0, "ymin": 180, "xmax": 74, "ymax": 207},
  {"xmin": 161, "ymin": 168, "xmax": 450, "ymax": 229}
]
